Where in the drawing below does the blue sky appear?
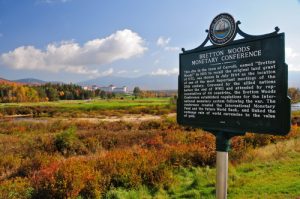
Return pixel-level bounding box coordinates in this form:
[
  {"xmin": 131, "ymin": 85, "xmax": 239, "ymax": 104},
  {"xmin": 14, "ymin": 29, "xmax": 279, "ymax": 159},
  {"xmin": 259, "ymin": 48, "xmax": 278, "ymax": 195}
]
[{"xmin": 0, "ymin": 0, "xmax": 300, "ymax": 83}]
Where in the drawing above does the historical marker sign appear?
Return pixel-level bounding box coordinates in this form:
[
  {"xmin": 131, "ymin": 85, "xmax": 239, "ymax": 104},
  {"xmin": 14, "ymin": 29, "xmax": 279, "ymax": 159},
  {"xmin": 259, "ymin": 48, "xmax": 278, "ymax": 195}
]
[{"xmin": 178, "ymin": 14, "xmax": 290, "ymax": 135}]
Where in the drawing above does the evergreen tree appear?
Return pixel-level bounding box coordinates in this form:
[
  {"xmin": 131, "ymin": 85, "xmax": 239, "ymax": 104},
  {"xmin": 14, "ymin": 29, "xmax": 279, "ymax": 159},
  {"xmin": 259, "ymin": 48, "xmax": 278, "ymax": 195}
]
[{"xmin": 133, "ymin": 86, "xmax": 142, "ymax": 97}]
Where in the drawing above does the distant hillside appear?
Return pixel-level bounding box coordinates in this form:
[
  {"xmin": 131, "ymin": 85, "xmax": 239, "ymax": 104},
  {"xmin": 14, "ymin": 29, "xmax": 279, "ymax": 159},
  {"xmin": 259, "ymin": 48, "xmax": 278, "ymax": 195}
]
[
  {"xmin": 79, "ymin": 72, "xmax": 300, "ymax": 91},
  {"xmin": 79, "ymin": 75, "xmax": 178, "ymax": 91},
  {"xmin": 14, "ymin": 78, "xmax": 46, "ymax": 85},
  {"xmin": 0, "ymin": 77, "xmax": 22, "ymax": 85},
  {"xmin": 14, "ymin": 78, "xmax": 65, "ymax": 85},
  {"xmin": 0, "ymin": 77, "xmax": 12, "ymax": 84},
  {"xmin": 1, "ymin": 70, "xmax": 299, "ymax": 90}
]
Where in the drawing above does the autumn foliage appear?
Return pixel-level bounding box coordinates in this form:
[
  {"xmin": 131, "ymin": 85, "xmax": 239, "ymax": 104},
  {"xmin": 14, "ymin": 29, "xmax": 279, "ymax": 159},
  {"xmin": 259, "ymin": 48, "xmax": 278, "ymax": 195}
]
[
  {"xmin": 0, "ymin": 82, "xmax": 96, "ymax": 103},
  {"xmin": 0, "ymin": 117, "xmax": 299, "ymax": 198}
]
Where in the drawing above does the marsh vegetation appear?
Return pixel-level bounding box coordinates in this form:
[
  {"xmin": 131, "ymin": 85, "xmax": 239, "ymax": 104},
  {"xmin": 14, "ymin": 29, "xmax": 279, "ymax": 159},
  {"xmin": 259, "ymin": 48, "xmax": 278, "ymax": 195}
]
[{"xmin": 0, "ymin": 98, "xmax": 299, "ymax": 198}]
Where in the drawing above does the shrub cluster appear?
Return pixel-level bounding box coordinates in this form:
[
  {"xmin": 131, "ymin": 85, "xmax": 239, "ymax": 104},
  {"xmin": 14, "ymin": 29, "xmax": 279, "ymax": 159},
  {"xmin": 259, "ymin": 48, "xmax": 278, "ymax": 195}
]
[{"xmin": 0, "ymin": 118, "xmax": 299, "ymax": 198}]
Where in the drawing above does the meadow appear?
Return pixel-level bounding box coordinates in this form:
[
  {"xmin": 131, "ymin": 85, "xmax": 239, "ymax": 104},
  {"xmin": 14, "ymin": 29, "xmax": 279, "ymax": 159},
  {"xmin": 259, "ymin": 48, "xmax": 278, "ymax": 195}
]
[
  {"xmin": 0, "ymin": 97, "xmax": 170, "ymax": 110},
  {"xmin": 0, "ymin": 97, "xmax": 175, "ymax": 118},
  {"xmin": 0, "ymin": 98, "xmax": 299, "ymax": 199}
]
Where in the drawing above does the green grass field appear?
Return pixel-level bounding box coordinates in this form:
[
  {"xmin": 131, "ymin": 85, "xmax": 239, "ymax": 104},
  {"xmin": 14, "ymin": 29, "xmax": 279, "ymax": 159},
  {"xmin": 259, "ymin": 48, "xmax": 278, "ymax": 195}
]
[
  {"xmin": 0, "ymin": 97, "xmax": 175, "ymax": 117},
  {"xmin": 106, "ymin": 137, "xmax": 300, "ymax": 199},
  {"xmin": 0, "ymin": 97, "xmax": 170, "ymax": 110}
]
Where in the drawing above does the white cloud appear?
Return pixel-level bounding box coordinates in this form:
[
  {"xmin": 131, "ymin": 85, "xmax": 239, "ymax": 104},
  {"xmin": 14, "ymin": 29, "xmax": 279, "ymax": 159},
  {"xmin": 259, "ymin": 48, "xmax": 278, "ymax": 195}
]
[
  {"xmin": 64, "ymin": 66, "xmax": 98, "ymax": 75},
  {"xmin": 133, "ymin": 69, "xmax": 139, "ymax": 73},
  {"xmin": 164, "ymin": 46, "xmax": 180, "ymax": 52},
  {"xmin": 0, "ymin": 29, "xmax": 147, "ymax": 77},
  {"xmin": 117, "ymin": 70, "xmax": 127, "ymax": 74},
  {"xmin": 100, "ymin": 68, "xmax": 114, "ymax": 76},
  {"xmin": 156, "ymin": 36, "xmax": 179, "ymax": 52},
  {"xmin": 286, "ymin": 47, "xmax": 299, "ymax": 59},
  {"xmin": 156, "ymin": 37, "xmax": 170, "ymax": 47},
  {"xmin": 151, "ymin": 68, "xmax": 179, "ymax": 76},
  {"xmin": 288, "ymin": 64, "xmax": 300, "ymax": 71},
  {"xmin": 286, "ymin": 47, "xmax": 300, "ymax": 71}
]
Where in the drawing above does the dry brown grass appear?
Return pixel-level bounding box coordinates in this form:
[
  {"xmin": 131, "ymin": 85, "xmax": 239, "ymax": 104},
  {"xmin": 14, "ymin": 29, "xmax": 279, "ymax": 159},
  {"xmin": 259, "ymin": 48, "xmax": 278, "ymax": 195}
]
[{"xmin": 241, "ymin": 132, "xmax": 300, "ymax": 163}]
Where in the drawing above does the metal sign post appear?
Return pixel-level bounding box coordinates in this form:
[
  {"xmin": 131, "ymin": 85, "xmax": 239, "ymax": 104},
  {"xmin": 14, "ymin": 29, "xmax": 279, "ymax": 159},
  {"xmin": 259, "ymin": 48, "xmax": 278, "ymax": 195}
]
[
  {"xmin": 215, "ymin": 133, "xmax": 230, "ymax": 199},
  {"xmin": 213, "ymin": 132, "xmax": 244, "ymax": 199},
  {"xmin": 216, "ymin": 151, "xmax": 228, "ymax": 199}
]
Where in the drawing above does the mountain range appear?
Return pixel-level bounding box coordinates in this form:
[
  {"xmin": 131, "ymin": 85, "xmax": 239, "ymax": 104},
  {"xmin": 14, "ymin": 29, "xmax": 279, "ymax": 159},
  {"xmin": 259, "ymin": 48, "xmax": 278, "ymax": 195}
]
[
  {"xmin": 14, "ymin": 78, "xmax": 64, "ymax": 85},
  {"xmin": 14, "ymin": 78, "xmax": 46, "ymax": 85},
  {"xmin": 0, "ymin": 77, "xmax": 23, "ymax": 85},
  {"xmin": 79, "ymin": 71, "xmax": 300, "ymax": 90},
  {"xmin": 0, "ymin": 75, "xmax": 178, "ymax": 90},
  {"xmin": 1, "ymin": 71, "xmax": 300, "ymax": 90},
  {"xmin": 78, "ymin": 75, "xmax": 178, "ymax": 90}
]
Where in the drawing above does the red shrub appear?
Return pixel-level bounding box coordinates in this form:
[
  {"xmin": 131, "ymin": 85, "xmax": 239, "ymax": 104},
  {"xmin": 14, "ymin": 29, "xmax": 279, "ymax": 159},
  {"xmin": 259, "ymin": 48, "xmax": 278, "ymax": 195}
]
[{"xmin": 31, "ymin": 158, "xmax": 102, "ymax": 199}]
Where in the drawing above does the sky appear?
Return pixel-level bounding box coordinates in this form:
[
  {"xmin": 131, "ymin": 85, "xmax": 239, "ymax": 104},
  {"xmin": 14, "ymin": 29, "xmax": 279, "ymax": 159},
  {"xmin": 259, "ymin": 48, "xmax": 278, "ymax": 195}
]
[{"xmin": 0, "ymin": 0, "xmax": 300, "ymax": 83}]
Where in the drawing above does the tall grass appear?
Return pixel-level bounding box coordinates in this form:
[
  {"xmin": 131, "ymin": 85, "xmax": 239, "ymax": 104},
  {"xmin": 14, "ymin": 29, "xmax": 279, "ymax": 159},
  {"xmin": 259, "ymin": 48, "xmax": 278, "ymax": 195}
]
[
  {"xmin": 0, "ymin": 117, "xmax": 299, "ymax": 198},
  {"xmin": 104, "ymin": 137, "xmax": 300, "ymax": 199}
]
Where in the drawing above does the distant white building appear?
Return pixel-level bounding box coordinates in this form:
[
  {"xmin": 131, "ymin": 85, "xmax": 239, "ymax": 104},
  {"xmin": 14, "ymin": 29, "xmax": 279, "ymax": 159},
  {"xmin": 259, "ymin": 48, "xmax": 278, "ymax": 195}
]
[
  {"xmin": 99, "ymin": 84, "xmax": 116, "ymax": 92},
  {"xmin": 113, "ymin": 86, "xmax": 127, "ymax": 93},
  {"xmin": 83, "ymin": 84, "xmax": 128, "ymax": 93},
  {"xmin": 83, "ymin": 86, "xmax": 92, "ymax": 91},
  {"xmin": 92, "ymin": 85, "xmax": 99, "ymax": 90},
  {"xmin": 99, "ymin": 85, "xmax": 127, "ymax": 93}
]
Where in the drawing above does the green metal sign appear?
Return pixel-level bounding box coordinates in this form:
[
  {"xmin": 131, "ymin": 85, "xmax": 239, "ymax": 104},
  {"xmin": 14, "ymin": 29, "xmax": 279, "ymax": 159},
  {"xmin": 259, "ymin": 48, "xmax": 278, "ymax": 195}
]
[{"xmin": 177, "ymin": 15, "xmax": 290, "ymax": 135}]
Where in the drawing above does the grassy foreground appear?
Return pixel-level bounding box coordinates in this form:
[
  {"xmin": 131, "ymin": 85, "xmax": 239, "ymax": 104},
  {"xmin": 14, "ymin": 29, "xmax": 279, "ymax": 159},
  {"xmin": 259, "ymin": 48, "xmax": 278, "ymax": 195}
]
[
  {"xmin": 0, "ymin": 114, "xmax": 299, "ymax": 198},
  {"xmin": 0, "ymin": 99, "xmax": 299, "ymax": 198},
  {"xmin": 107, "ymin": 137, "xmax": 300, "ymax": 199}
]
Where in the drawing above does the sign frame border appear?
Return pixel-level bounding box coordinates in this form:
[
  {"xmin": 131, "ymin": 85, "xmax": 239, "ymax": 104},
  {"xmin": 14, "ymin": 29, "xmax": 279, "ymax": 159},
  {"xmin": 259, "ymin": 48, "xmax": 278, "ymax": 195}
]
[{"xmin": 177, "ymin": 22, "xmax": 291, "ymax": 135}]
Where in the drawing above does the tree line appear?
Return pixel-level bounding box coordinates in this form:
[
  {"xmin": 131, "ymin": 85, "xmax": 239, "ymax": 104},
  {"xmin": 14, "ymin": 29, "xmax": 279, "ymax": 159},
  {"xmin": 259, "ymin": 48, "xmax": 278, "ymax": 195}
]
[
  {"xmin": 288, "ymin": 87, "xmax": 300, "ymax": 103},
  {"xmin": 0, "ymin": 83, "xmax": 103, "ymax": 103},
  {"xmin": 132, "ymin": 87, "xmax": 177, "ymax": 98},
  {"xmin": 0, "ymin": 82, "xmax": 180, "ymax": 103}
]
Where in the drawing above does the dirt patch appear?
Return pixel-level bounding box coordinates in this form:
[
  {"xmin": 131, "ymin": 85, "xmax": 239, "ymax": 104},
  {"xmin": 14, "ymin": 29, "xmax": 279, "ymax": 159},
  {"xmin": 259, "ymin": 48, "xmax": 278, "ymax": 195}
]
[
  {"xmin": 2, "ymin": 113, "xmax": 176, "ymax": 123},
  {"xmin": 71, "ymin": 113, "xmax": 176, "ymax": 123}
]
